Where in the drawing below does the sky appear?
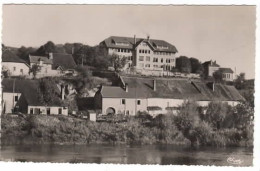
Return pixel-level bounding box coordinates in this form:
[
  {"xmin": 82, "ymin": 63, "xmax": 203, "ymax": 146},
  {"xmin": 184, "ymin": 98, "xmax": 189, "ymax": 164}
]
[{"xmin": 2, "ymin": 5, "xmax": 256, "ymax": 79}]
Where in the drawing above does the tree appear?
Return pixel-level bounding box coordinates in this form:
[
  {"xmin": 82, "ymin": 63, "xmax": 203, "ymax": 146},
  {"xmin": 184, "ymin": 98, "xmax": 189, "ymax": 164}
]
[
  {"xmin": 189, "ymin": 57, "xmax": 203, "ymax": 74},
  {"xmin": 38, "ymin": 78, "xmax": 62, "ymax": 105},
  {"xmin": 109, "ymin": 54, "xmax": 127, "ymax": 72},
  {"xmin": 203, "ymin": 102, "xmax": 232, "ymax": 130},
  {"xmin": 234, "ymin": 73, "xmax": 246, "ymax": 89},
  {"xmin": 34, "ymin": 41, "xmax": 65, "ymax": 56},
  {"xmin": 30, "ymin": 64, "xmax": 41, "ymax": 79},
  {"xmin": 175, "ymin": 56, "xmax": 192, "ymax": 73},
  {"xmin": 213, "ymin": 70, "xmax": 223, "ymax": 83},
  {"xmin": 17, "ymin": 46, "xmax": 36, "ymax": 62}
]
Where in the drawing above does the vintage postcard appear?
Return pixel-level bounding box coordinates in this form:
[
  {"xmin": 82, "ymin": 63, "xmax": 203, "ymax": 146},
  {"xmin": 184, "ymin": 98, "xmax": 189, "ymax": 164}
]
[{"xmin": 0, "ymin": 2, "xmax": 259, "ymax": 171}]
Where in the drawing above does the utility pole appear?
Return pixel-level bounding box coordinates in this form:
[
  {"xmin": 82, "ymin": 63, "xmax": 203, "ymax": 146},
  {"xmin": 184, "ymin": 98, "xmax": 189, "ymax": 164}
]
[{"xmin": 12, "ymin": 79, "xmax": 16, "ymax": 113}]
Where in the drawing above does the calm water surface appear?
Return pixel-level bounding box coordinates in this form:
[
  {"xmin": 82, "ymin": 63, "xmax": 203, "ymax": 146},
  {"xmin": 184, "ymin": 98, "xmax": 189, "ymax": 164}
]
[{"xmin": 0, "ymin": 144, "xmax": 253, "ymax": 166}]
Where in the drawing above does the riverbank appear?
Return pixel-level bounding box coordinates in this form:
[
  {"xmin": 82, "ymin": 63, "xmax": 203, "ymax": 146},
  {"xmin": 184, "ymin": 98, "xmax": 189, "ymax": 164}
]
[{"xmin": 1, "ymin": 107, "xmax": 253, "ymax": 147}]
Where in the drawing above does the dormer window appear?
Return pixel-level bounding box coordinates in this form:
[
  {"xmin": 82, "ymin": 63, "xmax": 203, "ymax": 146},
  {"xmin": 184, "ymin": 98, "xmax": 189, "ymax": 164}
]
[
  {"xmin": 115, "ymin": 42, "xmax": 129, "ymax": 46},
  {"xmin": 157, "ymin": 45, "xmax": 168, "ymax": 49}
]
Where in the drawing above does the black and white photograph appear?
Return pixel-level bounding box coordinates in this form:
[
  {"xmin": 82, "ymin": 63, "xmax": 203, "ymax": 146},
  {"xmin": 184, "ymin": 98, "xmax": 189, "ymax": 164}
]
[{"xmin": 0, "ymin": 3, "xmax": 258, "ymax": 169}]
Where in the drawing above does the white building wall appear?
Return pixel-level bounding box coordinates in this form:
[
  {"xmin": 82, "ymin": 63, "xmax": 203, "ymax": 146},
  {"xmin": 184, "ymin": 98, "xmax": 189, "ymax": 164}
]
[
  {"xmin": 208, "ymin": 66, "xmax": 220, "ymax": 76},
  {"xmin": 2, "ymin": 62, "xmax": 30, "ymax": 76},
  {"xmin": 102, "ymin": 97, "xmax": 147, "ymax": 115},
  {"xmin": 28, "ymin": 106, "xmax": 68, "ymax": 115},
  {"xmin": 222, "ymin": 73, "xmax": 234, "ymax": 81},
  {"xmin": 2, "ymin": 92, "xmax": 22, "ymax": 113}
]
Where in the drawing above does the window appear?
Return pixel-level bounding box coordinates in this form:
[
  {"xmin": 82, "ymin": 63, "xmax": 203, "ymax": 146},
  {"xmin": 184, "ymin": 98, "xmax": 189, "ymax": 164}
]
[
  {"xmin": 153, "ymin": 58, "xmax": 158, "ymax": 62},
  {"xmin": 146, "ymin": 56, "xmax": 150, "ymax": 61},
  {"xmin": 122, "ymin": 99, "xmax": 126, "ymax": 105},
  {"xmin": 166, "ymin": 59, "xmax": 171, "ymax": 63},
  {"xmin": 161, "ymin": 58, "xmax": 163, "ymax": 63},
  {"xmin": 139, "ymin": 56, "xmax": 144, "ymax": 61},
  {"xmin": 20, "ymin": 69, "xmax": 23, "ymax": 74},
  {"xmin": 117, "ymin": 49, "xmax": 120, "ymax": 52},
  {"xmin": 145, "ymin": 50, "xmax": 147, "ymax": 54},
  {"xmin": 58, "ymin": 108, "xmax": 62, "ymax": 115},
  {"xmin": 30, "ymin": 108, "xmax": 33, "ymax": 114},
  {"xmin": 145, "ymin": 64, "xmax": 150, "ymax": 68},
  {"xmin": 47, "ymin": 108, "xmax": 50, "ymax": 115},
  {"xmin": 139, "ymin": 50, "xmax": 142, "ymax": 53},
  {"xmin": 148, "ymin": 50, "xmax": 150, "ymax": 54},
  {"xmin": 15, "ymin": 95, "xmax": 18, "ymax": 102},
  {"xmin": 13, "ymin": 67, "xmax": 16, "ymax": 71},
  {"xmin": 137, "ymin": 100, "xmax": 141, "ymax": 105}
]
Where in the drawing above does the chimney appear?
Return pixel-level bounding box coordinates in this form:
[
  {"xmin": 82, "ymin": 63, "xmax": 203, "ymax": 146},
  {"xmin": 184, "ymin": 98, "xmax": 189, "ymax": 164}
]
[
  {"xmin": 49, "ymin": 53, "xmax": 53, "ymax": 60},
  {"xmin": 207, "ymin": 82, "xmax": 215, "ymax": 92},
  {"xmin": 147, "ymin": 35, "xmax": 150, "ymax": 41},
  {"xmin": 153, "ymin": 79, "xmax": 156, "ymax": 91},
  {"xmin": 125, "ymin": 83, "xmax": 128, "ymax": 92},
  {"xmin": 61, "ymin": 85, "xmax": 65, "ymax": 100},
  {"xmin": 134, "ymin": 35, "xmax": 136, "ymax": 45}
]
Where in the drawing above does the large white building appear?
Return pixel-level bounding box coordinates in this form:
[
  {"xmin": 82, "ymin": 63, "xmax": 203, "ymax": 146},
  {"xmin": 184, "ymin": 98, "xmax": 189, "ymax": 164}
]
[{"xmin": 100, "ymin": 36, "xmax": 178, "ymax": 74}]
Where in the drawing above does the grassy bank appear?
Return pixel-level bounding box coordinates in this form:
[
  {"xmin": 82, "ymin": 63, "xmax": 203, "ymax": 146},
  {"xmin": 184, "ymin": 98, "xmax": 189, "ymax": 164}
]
[
  {"xmin": 1, "ymin": 114, "xmax": 189, "ymax": 145},
  {"xmin": 1, "ymin": 102, "xmax": 253, "ymax": 147}
]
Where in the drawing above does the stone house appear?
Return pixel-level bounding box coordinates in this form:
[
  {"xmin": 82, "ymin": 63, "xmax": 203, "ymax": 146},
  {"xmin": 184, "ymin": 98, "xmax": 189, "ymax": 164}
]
[{"xmin": 94, "ymin": 76, "xmax": 244, "ymax": 117}]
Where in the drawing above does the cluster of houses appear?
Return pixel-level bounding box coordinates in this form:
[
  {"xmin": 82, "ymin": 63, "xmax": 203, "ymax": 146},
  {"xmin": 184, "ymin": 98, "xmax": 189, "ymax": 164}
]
[{"xmin": 1, "ymin": 35, "xmax": 242, "ymax": 119}]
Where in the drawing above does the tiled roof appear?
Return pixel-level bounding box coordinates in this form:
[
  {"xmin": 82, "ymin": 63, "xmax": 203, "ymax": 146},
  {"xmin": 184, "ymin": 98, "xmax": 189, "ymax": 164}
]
[
  {"xmin": 2, "ymin": 78, "xmax": 63, "ymax": 106},
  {"xmin": 101, "ymin": 76, "xmax": 244, "ymax": 101},
  {"xmin": 52, "ymin": 53, "xmax": 77, "ymax": 70},
  {"xmin": 2, "ymin": 50, "xmax": 28, "ymax": 65},
  {"xmin": 219, "ymin": 68, "xmax": 234, "ymax": 73},
  {"xmin": 29, "ymin": 55, "xmax": 52, "ymax": 65},
  {"xmin": 101, "ymin": 36, "xmax": 178, "ymax": 53}
]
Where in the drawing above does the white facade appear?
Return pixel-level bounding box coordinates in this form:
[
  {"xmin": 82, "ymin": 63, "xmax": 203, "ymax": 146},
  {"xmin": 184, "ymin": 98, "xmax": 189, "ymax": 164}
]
[
  {"xmin": 2, "ymin": 62, "xmax": 30, "ymax": 76},
  {"xmin": 28, "ymin": 106, "xmax": 68, "ymax": 115},
  {"xmin": 208, "ymin": 66, "xmax": 220, "ymax": 76},
  {"xmin": 2, "ymin": 92, "xmax": 22, "ymax": 113},
  {"xmin": 222, "ymin": 73, "xmax": 234, "ymax": 82},
  {"xmin": 107, "ymin": 41, "xmax": 176, "ymax": 73},
  {"xmin": 102, "ymin": 97, "xmax": 147, "ymax": 115}
]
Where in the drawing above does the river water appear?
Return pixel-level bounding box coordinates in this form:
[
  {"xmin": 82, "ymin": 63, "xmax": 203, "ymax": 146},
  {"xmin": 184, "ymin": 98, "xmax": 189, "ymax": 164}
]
[{"xmin": 0, "ymin": 144, "xmax": 253, "ymax": 166}]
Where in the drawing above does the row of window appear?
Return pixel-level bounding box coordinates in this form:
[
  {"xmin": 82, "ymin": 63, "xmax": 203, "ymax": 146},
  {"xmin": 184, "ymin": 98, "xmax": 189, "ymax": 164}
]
[
  {"xmin": 121, "ymin": 99, "xmax": 141, "ymax": 105},
  {"xmin": 139, "ymin": 49, "xmax": 151, "ymax": 54},
  {"xmin": 223, "ymin": 73, "xmax": 232, "ymax": 79},
  {"xmin": 29, "ymin": 108, "xmax": 63, "ymax": 115},
  {"xmin": 138, "ymin": 63, "xmax": 174, "ymax": 70},
  {"xmin": 154, "ymin": 52, "xmax": 173, "ymax": 56},
  {"xmin": 116, "ymin": 48, "xmax": 131, "ymax": 53},
  {"xmin": 13, "ymin": 67, "xmax": 24, "ymax": 74},
  {"xmin": 139, "ymin": 56, "xmax": 175, "ymax": 63}
]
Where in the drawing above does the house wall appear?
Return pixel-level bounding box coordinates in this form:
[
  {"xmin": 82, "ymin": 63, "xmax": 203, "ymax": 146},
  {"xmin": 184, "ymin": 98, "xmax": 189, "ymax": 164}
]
[
  {"xmin": 102, "ymin": 97, "xmax": 147, "ymax": 115},
  {"xmin": 2, "ymin": 92, "xmax": 22, "ymax": 113},
  {"xmin": 30, "ymin": 62, "xmax": 61, "ymax": 77},
  {"xmin": 27, "ymin": 106, "xmax": 68, "ymax": 115},
  {"xmin": 222, "ymin": 73, "xmax": 234, "ymax": 81},
  {"xmin": 2, "ymin": 62, "xmax": 30, "ymax": 76},
  {"xmin": 135, "ymin": 42, "xmax": 176, "ymax": 72},
  {"xmin": 208, "ymin": 66, "xmax": 220, "ymax": 76},
  {"xmin": 148, "ymin": 98, "xmax": 184, "ymax": 112}
]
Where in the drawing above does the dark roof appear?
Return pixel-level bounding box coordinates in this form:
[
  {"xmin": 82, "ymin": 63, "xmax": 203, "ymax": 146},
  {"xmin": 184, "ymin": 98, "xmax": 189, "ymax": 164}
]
[
  {"xmin": 101, "ymin": 76, "xmax": 244, "ymax": 101},
  {"xmin": 101, "ymin": 36, "xmax": 178, "ymax": 53},
  {"xmin": 219, "ymin": 68, "xmax": 234, "ymax": 73},
  {"xmin": 2, "ymin": 50, "xmax": 28, "ymax": 64},
  {"xmin": 147, "ymin": 106, "xmax": 162, "ymax": 111},
  {"xmin": 52, "ymin": 53, "xmax": 77, "ymax": 70},
  {"xmin": 29, "ymin": 55, "xmax": 52, "ymax": 64},
  {"xmin": 203, "ymin": 60, "xmax": 220, "ymax": 67},
  {"xmin": 2, "ymin": 78, "xmax": 63, "ymax": 106}
]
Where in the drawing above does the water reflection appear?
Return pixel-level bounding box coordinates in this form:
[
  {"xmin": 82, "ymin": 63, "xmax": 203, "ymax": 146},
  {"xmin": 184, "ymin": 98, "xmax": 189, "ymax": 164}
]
[{"xmin": 0, "ymin": 144, "xmax": 253, "ymax": 166}]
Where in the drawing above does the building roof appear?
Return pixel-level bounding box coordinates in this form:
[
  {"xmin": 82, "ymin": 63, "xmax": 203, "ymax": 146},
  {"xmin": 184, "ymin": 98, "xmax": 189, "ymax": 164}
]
[
  {"xmin": 2, "ymin": 78, "xmax": 64, "ymax": 106},
  {"xmin": 101, "ymin": 36, "xmax": 178, "ymax": 53},
  {"xmin": 29, "ymin": 55, "xmax": 53, "ymax": 65},
  {"xmin": 203, "ymin": 60, "xmax": 220, "ymax": 67},
  {"xmin": 2, "ymin": 50, "xmax": 28, "ymax": 65},
  {"xmin": 219, "ymin": 68, "xmax": 234, "ymax": 73},
  {"xmin": 100, "ymin": 76, "xmax": 244, "ymax": 101},
  {"xmin": 52, "ymin": 53, "xmax": 77, "ymax": 70}
]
